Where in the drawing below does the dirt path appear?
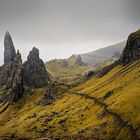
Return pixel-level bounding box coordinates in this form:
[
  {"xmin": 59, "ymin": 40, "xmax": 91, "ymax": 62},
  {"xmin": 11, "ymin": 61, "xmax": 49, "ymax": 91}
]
[{"xmin": 68, "ymin": 91, "xmax": 140, "ymax": 140}]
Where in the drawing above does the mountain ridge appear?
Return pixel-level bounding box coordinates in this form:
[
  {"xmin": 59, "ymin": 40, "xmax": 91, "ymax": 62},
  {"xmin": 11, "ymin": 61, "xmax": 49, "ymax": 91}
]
[
  {"xmin": 79, "ymin": 41, "xmax": 126, "ymax": 65},
  {"xmin": 45, "ymin": 41, "xmax": 126, "ymax": 83}
]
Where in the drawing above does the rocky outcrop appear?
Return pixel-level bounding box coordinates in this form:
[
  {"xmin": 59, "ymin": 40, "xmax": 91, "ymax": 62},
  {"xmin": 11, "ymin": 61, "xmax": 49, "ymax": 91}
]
[
  {"xmin": 4, "ymin": 31, "xmax": 16, "ymax": 65},
  {"xmin": 23, "ymin": 47, "xmax": 50, "ymax": 88},
  {"xmin": 0, "ymin": 64, "xmax": 13, "ymax": 86},
  {"xmin": 67, "ymin": 54, "xmax": 86, "ymax": 66},
  {"xmin": 121, "ymin": 30, "xmax": 140, "ymax": 65},
  {"xmin": 38, "ymin": 84, "xmax": 56, "ymax": 106},
  {"xmin": 76, "ymin": 55, "xmax": 84, "ymax": 65},
  {"xmin": 1, "ymin": 51, "xmax": 24, "ymax": 102},
  {"xmin": 0, "ymin": 32, "xmax": 51, "ymax": 103},
  {"xmin": 0, "ymin": 32, "xmax": 16, "ymax": 86},
  {"xmin": 1, "ymin": 32, "xmax": 50, "ymax": 89}
]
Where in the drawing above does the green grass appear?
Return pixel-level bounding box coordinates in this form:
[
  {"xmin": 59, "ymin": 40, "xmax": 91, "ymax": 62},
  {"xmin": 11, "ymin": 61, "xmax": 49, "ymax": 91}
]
[
  {"xmin": 0, "ymin": 61, "xmax": 140, "ymax": 139},
  {"xmin": 46, "ymin": 58, "xmax": 92, "ymax": 83}
]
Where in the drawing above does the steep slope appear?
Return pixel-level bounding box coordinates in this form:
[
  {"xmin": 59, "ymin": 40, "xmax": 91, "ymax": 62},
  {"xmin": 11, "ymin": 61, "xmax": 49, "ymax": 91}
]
[
  {"xmin": 0, "ymin": 60, "xmax": 140, "ymax": 140},
  {"xmin": 0, "ymin": 30, "xmax": 139, "ymax": 140},
  {"xmin": 80, "ymin": 41, "xmax": 126, "ymax": 65}
]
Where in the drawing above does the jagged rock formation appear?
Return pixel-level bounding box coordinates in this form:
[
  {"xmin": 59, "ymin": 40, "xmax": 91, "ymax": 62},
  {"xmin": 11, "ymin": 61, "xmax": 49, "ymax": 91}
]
[
  {"xmin": 23, "ymin": 47, "xmax": 50, "ymax": 88},
  {"xmin": 67, "ymin": 54, "xmax": 86, "ymax": 66},
  {"xmin": 1, "ymin": 51, "xmax": 24, "ymax": 102},
  {"xmin": 4, "ymin": 31, "xmax": 16, "ymax": 65},
  {"xmin": 121, "ymin": 30, "xmax": 140, "ymax": 65},
  {"xmin": 0, "ymin": 32, "xmax": 50, "ymax": 89},
  {"xmin": 0, "ymin": 32, "xmax": 50, "ymax": 103},
  {"xmin": 0, "ymin": 32, "xmax": 24, "ymax": 102},
  {"xmin": 76, "ymin": 55, "xmax": 84, "ymax": 65},
  {"xmin": 0, "ymin": 64, "xmax": 13, "ymax": 86},
  {"xmin": 0, "ymin": 32, "xmax": 16, "ymax": 86}
]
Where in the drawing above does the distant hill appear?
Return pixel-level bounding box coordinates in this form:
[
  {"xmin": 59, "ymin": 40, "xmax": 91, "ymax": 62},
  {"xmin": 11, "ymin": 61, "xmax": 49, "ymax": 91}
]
[
  {"xmin": 45, "ymin": 41, "xmax": 126, "ymax": 83},
  {"xmin": 79, "ymin": 41, "xmax": 126, "ymax": 65},
  {"xmin": 45, "ymin": 55, "xmax": 92, "ymax": 83}
]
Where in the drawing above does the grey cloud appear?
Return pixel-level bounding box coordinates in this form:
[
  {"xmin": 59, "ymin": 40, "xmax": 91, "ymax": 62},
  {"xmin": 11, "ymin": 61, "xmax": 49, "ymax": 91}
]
[{"xmin": 0, "ymin": 0, "xmax": 140, "ymax": 65}]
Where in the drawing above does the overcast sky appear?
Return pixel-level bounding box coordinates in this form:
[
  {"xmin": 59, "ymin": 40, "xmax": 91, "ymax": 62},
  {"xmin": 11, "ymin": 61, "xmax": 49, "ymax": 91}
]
[{"xmin": 0, "ymin": 0, "xmax": 140, "ymax": 65}]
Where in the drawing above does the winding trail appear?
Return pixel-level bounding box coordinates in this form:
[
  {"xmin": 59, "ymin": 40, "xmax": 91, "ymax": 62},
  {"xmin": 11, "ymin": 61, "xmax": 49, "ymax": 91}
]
[{"xmin": 68, "ymin": 91, "xmax": 140, "ymax": 140}]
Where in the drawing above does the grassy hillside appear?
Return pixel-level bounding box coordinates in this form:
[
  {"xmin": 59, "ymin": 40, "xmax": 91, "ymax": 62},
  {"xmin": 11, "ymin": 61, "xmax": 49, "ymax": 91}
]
[
  {"xmin": 45, "ymin": 42, "xmax": 126, "ymax": 83},
  {"xmin": 0, "ymin": 60, "xmax": 140, "ymax": 139},
  {"xmin": 46, "ymin": 55, "xmax": 92, "ymax": 83}
]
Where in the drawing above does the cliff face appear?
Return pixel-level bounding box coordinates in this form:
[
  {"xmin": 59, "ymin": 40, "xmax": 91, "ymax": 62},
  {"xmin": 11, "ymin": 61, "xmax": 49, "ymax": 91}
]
[
  {"xmin": 23, "ymin": 47, "xmax": 50, "ymax": 88},
  {"xmin": 121, "ymin": 30, "xmax": 140, "ymax": 65}
]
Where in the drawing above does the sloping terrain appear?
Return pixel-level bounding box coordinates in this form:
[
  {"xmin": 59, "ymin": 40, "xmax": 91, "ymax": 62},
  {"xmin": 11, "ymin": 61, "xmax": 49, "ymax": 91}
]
[
  {"xmin": 0, "ymin": 30, "xmax": 139, "ymax": 140},
  {"xmin": 0, "ymin": 60, "xmax": 140, "ymax": 139},
  {"xmin": 80, "ymin": 41, "xmax": 126, "ymax": 65},
  {"xmin": 46, "ymin": 55, "xmax": 92, "ymax": 83},
  {"xmin": 46, "ymin": 41, "xmax": 126, "ymax": 83}
]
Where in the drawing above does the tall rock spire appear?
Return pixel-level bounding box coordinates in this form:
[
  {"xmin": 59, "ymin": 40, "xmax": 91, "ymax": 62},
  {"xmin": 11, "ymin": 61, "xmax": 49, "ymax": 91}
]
[
  {"xmin": 4, "ymin": 31, "xmax": 16, "ymax": 65},
  {"xmin": 23, "ymin": 47, "xmax": 50, "ymax": 88},
  {"xmin": 1, "ymin": 50, "xmax": 24, "ymax": 102},
  {"xmin": 76, "ymin": 55, "xmax": 84, "ymax": 65},
  {"xmin": 10, "ymin": 50, "xmax": 24, "ymax": 102}
]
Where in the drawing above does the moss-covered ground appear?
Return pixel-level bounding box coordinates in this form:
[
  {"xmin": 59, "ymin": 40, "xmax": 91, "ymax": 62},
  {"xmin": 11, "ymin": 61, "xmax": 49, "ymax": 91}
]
[{"xmin": 0, "ymin": 61, "xmax": 140, "ymax": 139}]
